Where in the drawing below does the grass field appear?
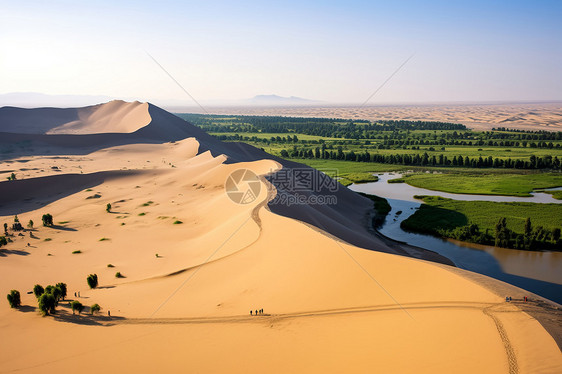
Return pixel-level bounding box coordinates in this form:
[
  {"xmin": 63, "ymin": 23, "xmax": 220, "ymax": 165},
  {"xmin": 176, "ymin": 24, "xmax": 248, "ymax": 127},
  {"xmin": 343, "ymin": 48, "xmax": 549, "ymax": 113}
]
[
  {"xmin": 401, "ymin": 196, "xmax": 562, "ymax": 250},
  {"xmin": 403, "ymin": 173, "xmax": 562, "ymax": 197}
]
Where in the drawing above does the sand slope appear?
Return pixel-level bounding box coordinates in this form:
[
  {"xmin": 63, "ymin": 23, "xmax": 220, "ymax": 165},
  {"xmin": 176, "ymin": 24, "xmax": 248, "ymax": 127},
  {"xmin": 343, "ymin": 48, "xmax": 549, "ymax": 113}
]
[{"xmin": 0, "ymin": 102, "xmax": 560, "ymax": 373}]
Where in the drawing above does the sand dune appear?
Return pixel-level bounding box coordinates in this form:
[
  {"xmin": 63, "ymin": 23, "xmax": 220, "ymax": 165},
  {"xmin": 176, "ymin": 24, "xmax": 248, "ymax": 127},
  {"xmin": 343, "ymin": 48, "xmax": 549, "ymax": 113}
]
[{"xmin": 0, "ymin": 101, "xmax": 560, "ymax": 373}]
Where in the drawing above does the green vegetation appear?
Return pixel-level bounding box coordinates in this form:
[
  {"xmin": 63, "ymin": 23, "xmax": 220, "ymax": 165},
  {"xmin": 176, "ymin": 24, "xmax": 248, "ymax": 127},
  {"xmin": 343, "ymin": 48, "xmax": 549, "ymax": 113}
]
[
  {"xmin": 36, "ymin": 284, "xmax": 65, "ymax": 315},
  {"xmin": 178, "ymin": 114, "xmax": 562, "ymax": 172},
  {"xmin": 173, "ymin": 220, "xmax": 183, "ymax": 224},
  {"xmin": 38, "ymin": 293, "xmax": 56, "ymax": 315},
  {"xmin": 87, "ymin": 274, "xmax": 98, "ymax": 289},
  {"xmin": 115, "ymin": 272, "xmax": 124, "ymax": 278},
  {"xmin": 358, "ymin": 193, "xmax": 392, "ymax": 227},
  {"xmin": 7, "ymin": 172, "xmax": 17, "ymax": 181},
  {"xmin": 72, "ymin": 250, "xmax": 82, "ymax": 254},
  {"xmin": 402, "ymin": 173, "xmax": 562, "ymax": 197},
  {"xmin": 90, "ymin": 303, "xmax": 101, "ymax": 315},
  {"xmin": 107, "ymin": 264, "xmax": 114, "ymax": 268},
  {"xmin": 71, "ymin": 301, "xmax": 84, "ymax": 315},
  {"xmin": 138, "ymin": 212, "xmax": 146, "ymax": 216},
  {"xmin": 99, "ymin": 237, "xmax": 110, "ymax": 241},
  {"xmin": 42, "ymin": 213, "xmax": 53, "ymax": 226},
  {"xmin": 44, "ymin": 238, "xmax": 52, "ymax": 242},
  {"xmin": 106, "ymin": 203, "xmax": 112, "ymax": 213},
  {"xmin": 7, "ymin": 290, "xmax": 21, "ymax": 308},
  {"xmin": 0, "ymin": 236, "xmax": 7, "ymax": 248},
  {"xmin": 388, "ymin": 177, "xmax": 405, "ymax": 183},
  {"xmin": 56, "ymin": 283, "xmax": 67, "ymax": 300},
  {"xmin": 141, "ymin": 201, "xmax": 154, "ymax": 206},
  {"xmin": 401, "ymin": 196, "xmax": 562, "ymax": 250},
  {"xmin": 338, "ymin": 173, "xmax": 378, "ymax": 186},
  {"xmin": 33, "ymin": 284, "xmax": 44, "ymax": 298},
  {"xmin": 28, "ymin": 220, "xmax": 34, "ymax": 229}
]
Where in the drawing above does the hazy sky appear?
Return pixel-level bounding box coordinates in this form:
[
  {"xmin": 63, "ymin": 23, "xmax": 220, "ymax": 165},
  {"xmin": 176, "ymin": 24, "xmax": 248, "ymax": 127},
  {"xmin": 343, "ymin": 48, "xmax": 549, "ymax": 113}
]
[{"xmin": 1, "ymin": 0, "xmax": 561, "ymax": 105}]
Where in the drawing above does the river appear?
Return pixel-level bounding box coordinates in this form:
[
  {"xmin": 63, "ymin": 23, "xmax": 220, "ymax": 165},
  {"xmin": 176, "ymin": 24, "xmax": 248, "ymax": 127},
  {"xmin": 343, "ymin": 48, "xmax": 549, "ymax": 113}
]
[{"xmin": 349, "ymin": 173, "xmax": 562, "ymax": 304}]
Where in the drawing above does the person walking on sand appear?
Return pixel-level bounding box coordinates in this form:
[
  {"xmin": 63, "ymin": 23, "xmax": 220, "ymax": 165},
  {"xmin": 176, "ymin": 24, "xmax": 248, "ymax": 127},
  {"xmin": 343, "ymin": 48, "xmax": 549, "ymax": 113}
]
[
  {"xmin": 108, "ymin": 310, "xmax": 110, "ymax": 317},
  {"xmin": 250, "ymin": 310, "xmax": 253, "ymax": 316},
  {"xmin": 255, "ymin": 310, "xmax": 258, "ymax": 316}
]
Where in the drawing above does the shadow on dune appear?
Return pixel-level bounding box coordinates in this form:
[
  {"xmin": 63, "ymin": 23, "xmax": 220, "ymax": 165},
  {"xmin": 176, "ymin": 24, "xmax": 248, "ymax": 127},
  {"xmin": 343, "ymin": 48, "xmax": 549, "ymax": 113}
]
[
  {"xmin": 48, "ymin": 225, "xmax": 77, "ymax": 232},
  {"xmin": 18, "ymin": 305, "xmax": 37, "ymax": 313},
  {"xmin": 0, "ymin": 248, "xmax": 30, "ymax": 257},
  {"xmin": 0, "ymin": 170, "xmax": 142, "ymax": 215}
]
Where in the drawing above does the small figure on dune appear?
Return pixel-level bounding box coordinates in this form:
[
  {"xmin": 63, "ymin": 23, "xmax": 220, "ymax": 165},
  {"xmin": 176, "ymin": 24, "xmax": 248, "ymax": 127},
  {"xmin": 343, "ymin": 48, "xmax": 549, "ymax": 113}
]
[
  {"xmin": 74, "ymin": 292, "xmax": 77, "ymax": 297},
  {"xmin": 108, "ymin": 310, "xmax": 111, "ymax": 317},
  {"xmin": 250, "ymin": 310, "xmax": 253, "ymax": 316},
  {"xmin": 255, "ymin": 310, "xmax": 258, "ymax": 316}
]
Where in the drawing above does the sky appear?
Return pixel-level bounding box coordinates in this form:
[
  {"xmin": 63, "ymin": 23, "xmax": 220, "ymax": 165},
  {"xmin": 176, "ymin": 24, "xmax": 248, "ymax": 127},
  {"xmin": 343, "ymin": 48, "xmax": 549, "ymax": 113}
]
[{"xmin": 1, "ymin": 0, "xmax": 561, "ymax": 106}]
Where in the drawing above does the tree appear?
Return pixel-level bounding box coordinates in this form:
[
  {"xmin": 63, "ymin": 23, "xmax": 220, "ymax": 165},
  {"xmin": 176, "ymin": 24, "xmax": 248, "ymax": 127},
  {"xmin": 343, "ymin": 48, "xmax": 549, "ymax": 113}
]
[
  {"xmin": 90, "ymin": 303, "xmax": 101, "ymax": 315},
  {"xmin": 7, "ymin": 290, "xmax": 21, "ymax": 308},
  {"xmin": 33, "ymin": 284, "xmax": 45, "ymax": 298},
  {"xmin": 0, "ymin": 236, "xmax": 7, "ymax": 248},
  {"xmin": 3, "ymin": 222, "xmax": 7, "ymax": 234},
  {"xmin": 38, "ymin": 293, "xmax": 56, "ymax": 315},
  {"xmin": 71, "ymin": 300, "xmax": 84, "ymax": 315},
  {"xmin": 552, "ymin": 228, "xmax": 561, "ymax": 243},
  {"xmin": 55, "ymin": 282, "xmax": 67, "ymax": 300},
  {"xmin": 106, "ymin": 203, "xmax": 111, "ymax": 213},
  {"xmin": 9, "ymin": 173, "xmax": 16, "ymax": 181},
  {"xmin": 42, "ymin": 214, "xmax": 53, "ymax": 227},
  {"xmin": 524, "ymin": 218, "xmax": 532, "ymax": 237},
  {"xmin": 87, "ymin": 274, "xmax": 98, "ymax": 289},
  {"xmin": 27, "ymin": 220, "xmax": 34, "ymax": 229}
]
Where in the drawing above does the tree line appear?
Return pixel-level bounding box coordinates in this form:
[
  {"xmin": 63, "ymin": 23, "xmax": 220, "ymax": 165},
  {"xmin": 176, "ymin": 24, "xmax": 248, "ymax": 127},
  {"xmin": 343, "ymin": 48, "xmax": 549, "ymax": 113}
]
[{"xmin": 280, "ymin": 145, "xmax": 562, "ymax": 170}]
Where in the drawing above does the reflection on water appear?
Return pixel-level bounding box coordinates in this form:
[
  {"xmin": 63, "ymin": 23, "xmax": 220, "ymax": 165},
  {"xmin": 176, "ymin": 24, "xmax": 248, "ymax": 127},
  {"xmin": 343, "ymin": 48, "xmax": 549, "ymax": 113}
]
[{"xmin": 349, "ymin": 173, "xmax": 562, "ymax": 304}]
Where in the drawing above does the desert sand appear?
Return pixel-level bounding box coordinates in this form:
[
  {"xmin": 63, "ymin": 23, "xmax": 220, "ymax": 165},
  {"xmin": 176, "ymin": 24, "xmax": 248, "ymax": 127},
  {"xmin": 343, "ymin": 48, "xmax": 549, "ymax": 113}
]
[
  {"xmin": 0, "ymin": 101, "xmax": 560, "ymax": 373},
  {"xmin": 170, "ymin": 101, "xmax": 562, "ymax": 132}
]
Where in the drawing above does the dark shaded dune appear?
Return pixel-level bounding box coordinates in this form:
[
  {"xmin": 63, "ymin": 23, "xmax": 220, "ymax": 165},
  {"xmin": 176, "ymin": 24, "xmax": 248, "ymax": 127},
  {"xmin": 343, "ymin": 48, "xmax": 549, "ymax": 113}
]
[
  {"xmin": 0, "ymin": 106, "xmax": 80, "ymax": 134},
  {"xmin": 0, "ymin": 170, "xmax": 143, "ymax": 215}
]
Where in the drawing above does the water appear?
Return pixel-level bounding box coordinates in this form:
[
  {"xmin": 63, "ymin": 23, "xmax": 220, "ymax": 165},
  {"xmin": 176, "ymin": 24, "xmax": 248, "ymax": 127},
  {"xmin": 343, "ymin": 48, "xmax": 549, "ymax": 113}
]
[{"xmin": 349, "ymin": 173, "xmax": 562, "ymax": 304}]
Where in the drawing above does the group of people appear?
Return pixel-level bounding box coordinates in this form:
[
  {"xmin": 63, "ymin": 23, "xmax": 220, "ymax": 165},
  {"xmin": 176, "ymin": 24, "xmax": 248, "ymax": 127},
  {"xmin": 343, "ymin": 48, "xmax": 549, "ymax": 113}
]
[
  {"xmin": 250, "ymin": 309, "xmax": 264, "ymax": 316},
  {"xmin": 505, "ymin": 296, "xmax": 529, "ymax": 302}
]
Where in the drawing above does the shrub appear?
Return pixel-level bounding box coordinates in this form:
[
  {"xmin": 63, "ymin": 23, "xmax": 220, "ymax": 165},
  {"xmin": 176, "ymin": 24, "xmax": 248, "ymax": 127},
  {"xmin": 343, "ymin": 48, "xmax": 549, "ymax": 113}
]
[
  {"xmin": 115, "ymin": 272, "xmax": 124, "ymax": 278},
  {"xmin": 44, "ymin": 285, "xmax": 63, "ymax": 305},
  {"xmin": 42, "ymin": 214, "xmax": 53, "ymax": 226},
  {"xmin": 71, "ymin": 300, "xmax": 84, "ymax": 315},
  {"xmin": 87, "ymin": 274, "xmax": 98, "ymax": 289},
  {"xmin": 0, "ymin": 236, "xmax": 7, "ymax": 247},
  {"xmin": 72, "ymin": 250, "xmax": 82, "ymax": 254},
  {"xmin": 138, "ymin": 212, "xmax": 146, "ymax": 216},
  {"xmin": 33, "ymin": 284, "xmax": 45, "ymax": 298},
  {"xmin": 90, "ymin": 303, "xmax": 101, "ymax": 315},
  {"xmin": 107, "ymin": 264, "xmax": 115, "ymax": 268},
  {"xmin": 38, "ymin": 293, "xmax": 56, "ymax": 315},
  {"xmin": 55, "ymin": 282, "xmax": 67, "ymax": 300},
  {"xmin": 106, "ymin": 203, "xmax": 111, "ymax": 213},
  {"xmin": 7, "ymin": 290, "xmax": 21, "ymax": 308},
  {"xmin": 99, "ymin": 238, "xmax": 110, "ymax": 241},
  {"xmin": 173, "ymin": 220, "xmax": 183, "ymax": 224},
  {"xmin": 27, "ymin": 220, "xmax": 34, "ymax": 229}
]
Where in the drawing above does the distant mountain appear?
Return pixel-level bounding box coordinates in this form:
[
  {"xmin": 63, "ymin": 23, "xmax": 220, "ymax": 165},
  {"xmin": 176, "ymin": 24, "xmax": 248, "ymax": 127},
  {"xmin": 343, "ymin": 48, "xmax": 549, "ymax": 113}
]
[
  {"xmin": 247, "ymin": 94, "xmax": 318, "ymax": 106},
  {"xmin": 0, "ymin": 92, "xmax": 116, "ymax": 108}
]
